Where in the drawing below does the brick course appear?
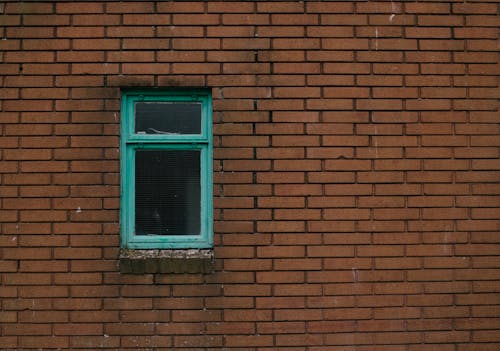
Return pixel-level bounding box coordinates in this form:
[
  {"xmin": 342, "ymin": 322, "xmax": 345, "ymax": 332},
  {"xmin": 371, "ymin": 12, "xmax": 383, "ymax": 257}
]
[{"xmin": 0, "ymin": 0, "xmax": 499, "ymax": 349}]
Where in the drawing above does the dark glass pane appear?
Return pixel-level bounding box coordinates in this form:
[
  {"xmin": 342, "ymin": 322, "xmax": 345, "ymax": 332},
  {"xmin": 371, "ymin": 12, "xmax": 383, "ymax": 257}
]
[
  {"xmin": 135, "ymin": 102, "xmax": 201, "ymax": 134},
  {"xmin": 135, "ymin": 150, "xmax": 201, "ymax": 236}
]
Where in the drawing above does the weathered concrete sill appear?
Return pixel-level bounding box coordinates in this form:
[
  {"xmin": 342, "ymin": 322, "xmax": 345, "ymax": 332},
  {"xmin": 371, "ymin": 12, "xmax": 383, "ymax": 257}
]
[{"xmin": 119, "ymin": 249, "xmax": 214, "ymax": 274}]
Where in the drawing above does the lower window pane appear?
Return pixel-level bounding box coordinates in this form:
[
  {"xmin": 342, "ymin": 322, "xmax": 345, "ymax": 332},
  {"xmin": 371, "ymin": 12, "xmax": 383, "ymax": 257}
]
[{"xmin": 135, "ymin": 150, "xmax": 201, "ymax": 236}]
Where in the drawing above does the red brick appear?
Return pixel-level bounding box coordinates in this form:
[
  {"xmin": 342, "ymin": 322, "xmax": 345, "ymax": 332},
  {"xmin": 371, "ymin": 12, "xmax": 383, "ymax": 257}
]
[
  {"xmin": 453, "ymin": 3, "xmax": 497, "ymax": 14},
  {"xmin": 173, "ymin": 13, "xmax": 220, "ymax": 25},
  {"xmin": 257, "ymin": 221, "xmax": 305, "ymax": 233},
  {"xmin": 221, "ymin": 14, "xmax": 269, "ymax": 26}
]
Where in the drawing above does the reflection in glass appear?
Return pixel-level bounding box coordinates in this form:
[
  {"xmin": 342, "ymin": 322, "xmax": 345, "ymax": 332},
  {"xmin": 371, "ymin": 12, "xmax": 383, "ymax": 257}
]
[{"xmin": 135, "ymin": 102, "xmax": 201, "ymax": 135}]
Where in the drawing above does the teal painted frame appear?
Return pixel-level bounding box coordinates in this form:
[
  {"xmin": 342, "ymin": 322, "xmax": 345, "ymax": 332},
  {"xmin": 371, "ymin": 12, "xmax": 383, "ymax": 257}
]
[{"xmin": 120, "ymin": 89, "xmax": 213, "ymax": 249}]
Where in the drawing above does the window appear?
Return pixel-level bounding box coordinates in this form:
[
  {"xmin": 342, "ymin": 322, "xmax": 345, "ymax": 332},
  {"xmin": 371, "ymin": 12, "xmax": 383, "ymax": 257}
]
[{"xmin": 120, "ymin": 90, "xmax": 212, "ymax": 249}]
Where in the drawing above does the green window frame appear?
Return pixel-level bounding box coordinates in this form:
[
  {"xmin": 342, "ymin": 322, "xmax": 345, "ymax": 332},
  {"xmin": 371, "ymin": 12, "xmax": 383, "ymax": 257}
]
[{"xmin": 120, "ymin": 89, "xmax": 213, "ymax": 249}]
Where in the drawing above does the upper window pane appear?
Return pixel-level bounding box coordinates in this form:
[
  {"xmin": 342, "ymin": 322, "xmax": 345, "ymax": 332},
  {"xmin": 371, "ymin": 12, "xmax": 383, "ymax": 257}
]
[{"xmin": 135, "ymin": 102, "xmax": 202, "ymax": 135}]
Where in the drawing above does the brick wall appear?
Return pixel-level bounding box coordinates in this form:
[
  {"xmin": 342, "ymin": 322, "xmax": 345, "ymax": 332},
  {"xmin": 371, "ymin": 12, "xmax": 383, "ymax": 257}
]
[{"xmin": 1, "ymin": 1, "xmax": 499, "ymax": 349}]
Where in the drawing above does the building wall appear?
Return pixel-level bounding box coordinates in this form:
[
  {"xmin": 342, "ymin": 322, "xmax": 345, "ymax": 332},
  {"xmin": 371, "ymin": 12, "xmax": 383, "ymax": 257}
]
[{"xmin": 1, "ymin": 1, "xmax": 499, "ymax": 349}]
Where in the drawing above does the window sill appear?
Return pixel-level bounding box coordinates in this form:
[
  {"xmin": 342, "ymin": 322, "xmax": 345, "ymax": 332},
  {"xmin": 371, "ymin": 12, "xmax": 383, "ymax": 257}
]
[{"xmin": 119, "ymin": 249, "xmax": 214, "ymax": 274}]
